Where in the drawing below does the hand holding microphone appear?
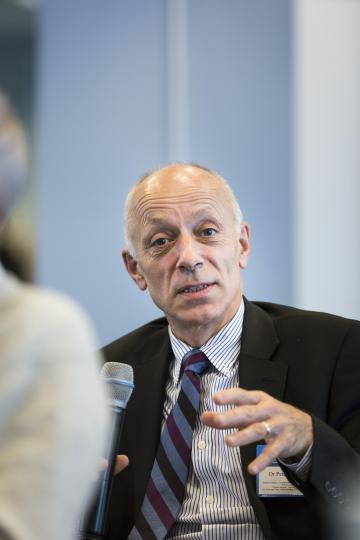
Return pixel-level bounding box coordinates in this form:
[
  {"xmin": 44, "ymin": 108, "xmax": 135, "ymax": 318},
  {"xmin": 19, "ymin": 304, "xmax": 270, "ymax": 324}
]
[{"xmin": 79, "ymin": 362, "xmax": 134, "ymax": 540}]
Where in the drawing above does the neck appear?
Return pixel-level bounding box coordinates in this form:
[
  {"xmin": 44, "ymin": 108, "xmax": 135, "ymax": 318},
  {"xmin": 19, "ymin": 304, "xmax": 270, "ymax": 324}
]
[
  {"xmin": 170, "ymin": 326, "xmax": 216, "ymax": 348},
  {"xmin": 169, "ymin": 304, "xmax": 242, "ymax": 348}
]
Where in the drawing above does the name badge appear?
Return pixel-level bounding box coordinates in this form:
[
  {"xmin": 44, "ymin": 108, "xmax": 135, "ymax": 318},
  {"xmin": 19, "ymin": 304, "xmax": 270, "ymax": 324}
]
[{"xmin": 256, "ymin": 445, "xmax": 303, "ymax": 498}]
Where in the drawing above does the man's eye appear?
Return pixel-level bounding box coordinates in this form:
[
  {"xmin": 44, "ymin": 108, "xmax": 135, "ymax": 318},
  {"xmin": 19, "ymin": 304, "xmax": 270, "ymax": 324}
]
[
  {"xmin": 201, "ymin": 228, "xmax": 217, "ymax": 237},
  {"xmin": 151, "ymin": 237, "xmax": 169, "ymax": 247}
]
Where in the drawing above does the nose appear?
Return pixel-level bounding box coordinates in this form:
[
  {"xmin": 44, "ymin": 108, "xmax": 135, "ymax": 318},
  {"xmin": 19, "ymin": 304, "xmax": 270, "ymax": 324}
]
[{"xmin": 176, "ymin": 234, "xmax": 203, "ymax": 273}]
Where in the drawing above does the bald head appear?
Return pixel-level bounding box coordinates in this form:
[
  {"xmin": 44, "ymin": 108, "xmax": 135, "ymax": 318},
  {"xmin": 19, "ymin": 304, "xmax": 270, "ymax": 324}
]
[
  {"xmin": 124, "ymin": 164, "xmax": 243, "ymax": 257},
  {"xmin": 0, "ymin": 92, "xmax": 28, "ymax": 224}
]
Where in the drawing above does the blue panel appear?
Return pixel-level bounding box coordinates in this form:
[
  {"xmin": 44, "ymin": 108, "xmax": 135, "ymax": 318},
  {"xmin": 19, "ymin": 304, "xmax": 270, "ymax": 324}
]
[
  {"xmin": 188, "ymin": 0, "xmax": 292, "ymax": 305},
  {"xmin": 37, "ymin": 0, "xmax": 166, "ymax": 344}
]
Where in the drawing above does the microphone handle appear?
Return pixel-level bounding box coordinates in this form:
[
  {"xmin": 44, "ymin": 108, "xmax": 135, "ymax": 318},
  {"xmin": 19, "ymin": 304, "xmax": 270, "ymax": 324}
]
[{"xmin": 79, "ymin": 406, "xmax": 126, "ymax": 540}]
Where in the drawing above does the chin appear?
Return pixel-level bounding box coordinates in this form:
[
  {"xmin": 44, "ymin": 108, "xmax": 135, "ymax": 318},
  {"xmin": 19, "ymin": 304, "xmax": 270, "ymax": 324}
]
[{"xmin": 178, "ymin": 306, "xmax": 222, "ymax": 327}]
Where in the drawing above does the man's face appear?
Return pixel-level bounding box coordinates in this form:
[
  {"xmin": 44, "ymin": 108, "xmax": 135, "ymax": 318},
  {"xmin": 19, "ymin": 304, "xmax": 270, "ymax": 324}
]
[{"xmin": 123, "ymin": 166, "xmax": 250, "ymax": 344}]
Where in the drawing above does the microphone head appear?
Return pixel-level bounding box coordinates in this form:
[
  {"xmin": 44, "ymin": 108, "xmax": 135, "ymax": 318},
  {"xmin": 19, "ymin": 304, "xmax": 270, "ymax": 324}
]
[{"xmin": 100, "ymin": 362, "xmax": 134, "ymax": 409}]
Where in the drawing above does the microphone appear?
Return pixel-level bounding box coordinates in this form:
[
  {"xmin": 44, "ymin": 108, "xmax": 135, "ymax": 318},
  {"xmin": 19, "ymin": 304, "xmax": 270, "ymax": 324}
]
[{"xmin": 79, "ymin": 362, "xmax": 134, "ymax": 540}]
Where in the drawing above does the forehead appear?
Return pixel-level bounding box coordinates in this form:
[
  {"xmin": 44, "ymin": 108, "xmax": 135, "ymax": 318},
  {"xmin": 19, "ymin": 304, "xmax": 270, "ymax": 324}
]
[{"xmin": 132, "ymin": 168, "xmax": 233, "ymax": 223}]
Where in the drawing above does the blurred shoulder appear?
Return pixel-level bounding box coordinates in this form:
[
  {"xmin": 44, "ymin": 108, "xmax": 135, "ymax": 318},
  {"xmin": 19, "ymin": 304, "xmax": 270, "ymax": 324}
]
[{"xmin": 0, "ymin": 272, "xmax": 99, "ymax": 348}]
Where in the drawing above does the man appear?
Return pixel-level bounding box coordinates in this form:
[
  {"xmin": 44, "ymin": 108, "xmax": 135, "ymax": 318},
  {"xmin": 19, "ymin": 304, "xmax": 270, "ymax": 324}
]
[
  {"xmin": 0, "ymin": 91, "xmax": 109, "ymax": 540},
  {"xmin": 105, "ymin": 163, "xmax": 360, "ymax": 539}
]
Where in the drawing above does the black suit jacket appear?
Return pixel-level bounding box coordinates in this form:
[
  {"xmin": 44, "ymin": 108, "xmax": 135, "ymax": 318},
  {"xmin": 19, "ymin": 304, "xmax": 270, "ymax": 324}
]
[{"xmin": 102, "ymin": 299, "xmax": 360, "ymax": 539}]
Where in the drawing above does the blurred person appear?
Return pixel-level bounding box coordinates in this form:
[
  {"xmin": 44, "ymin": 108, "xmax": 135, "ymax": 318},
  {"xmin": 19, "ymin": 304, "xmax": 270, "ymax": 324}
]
[
  {"xmin": 0, "ymin": 91, "xmax": 108, "ymax": 540},
  {"xmin": 102, "ymin": 164, "xmax": 360, "ymax": 539},
  {"xmin": 0, "ymin": 239, "xmax": 30, "ymax": 281}
]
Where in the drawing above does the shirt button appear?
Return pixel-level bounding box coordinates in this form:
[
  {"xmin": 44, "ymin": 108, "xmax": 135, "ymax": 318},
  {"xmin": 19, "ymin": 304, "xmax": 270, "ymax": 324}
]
[
  {"xmin": 223, "ymin": 367, "xmax": 230, "ymax": 375},
  {"xmin": 197, "ymin": 440, "xmax": 206, "ymax": 449},
  {"xmin": 205, "ymin": 495, "xmax": 214, "ymax": 504}
]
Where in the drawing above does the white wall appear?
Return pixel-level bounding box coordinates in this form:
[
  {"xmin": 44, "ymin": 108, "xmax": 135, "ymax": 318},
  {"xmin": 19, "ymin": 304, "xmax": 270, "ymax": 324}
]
[{"xmin": 294, "ymin": 0, "xmax": 360, "ymax": 320}]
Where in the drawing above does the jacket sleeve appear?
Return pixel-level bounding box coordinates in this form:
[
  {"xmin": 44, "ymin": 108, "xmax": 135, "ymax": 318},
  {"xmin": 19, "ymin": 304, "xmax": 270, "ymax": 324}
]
[{"xmin": 288, "ymin": 321, "xmax": 360, "ymax": 511}]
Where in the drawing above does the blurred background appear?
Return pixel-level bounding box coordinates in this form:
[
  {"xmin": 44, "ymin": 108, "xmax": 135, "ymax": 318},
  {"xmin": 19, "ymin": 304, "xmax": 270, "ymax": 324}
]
[{"xmin": 0, "ymin": 0, "xmax": 359, "ymax": 346}]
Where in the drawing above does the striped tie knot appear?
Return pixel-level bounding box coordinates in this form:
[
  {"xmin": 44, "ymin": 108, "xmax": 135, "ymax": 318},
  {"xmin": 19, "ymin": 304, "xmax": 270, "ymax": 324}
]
[
  {"xmin": 182, "ymin": 348, "xmax": 210, "ymax": 375},
  {"xmin": 181, "ymin": 349, "xmax": 210, "ymax": 394}
]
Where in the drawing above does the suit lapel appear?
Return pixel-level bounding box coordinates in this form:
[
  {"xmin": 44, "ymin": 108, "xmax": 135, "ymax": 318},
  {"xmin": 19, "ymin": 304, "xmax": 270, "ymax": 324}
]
[
  {"xmin": 239, "ymin": 297, "xmax": 287, "ymax": 393},
  {"xmin": 238, "ymin": 298, "xmax": 288, "ymax": 539},
  {"xmin": 128, "ymin": 330, "xmax": 173, "ymax": 518}
]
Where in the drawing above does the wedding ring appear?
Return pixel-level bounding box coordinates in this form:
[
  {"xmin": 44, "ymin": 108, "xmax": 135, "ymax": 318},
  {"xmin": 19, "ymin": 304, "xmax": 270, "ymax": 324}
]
[{"xmin": 263, "ymin": 421, "xmax": 273, "ymax": 439}]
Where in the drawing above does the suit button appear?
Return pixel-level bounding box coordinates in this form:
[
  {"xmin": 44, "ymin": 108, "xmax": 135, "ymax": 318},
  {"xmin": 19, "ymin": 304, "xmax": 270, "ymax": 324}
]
[
  {"xmin": 330, "ymin": 486, "xmax": 338, "ymax": 498},
  {"xmin": 324, "ymin": 480, "xmax": 332, "ymax": 494}
]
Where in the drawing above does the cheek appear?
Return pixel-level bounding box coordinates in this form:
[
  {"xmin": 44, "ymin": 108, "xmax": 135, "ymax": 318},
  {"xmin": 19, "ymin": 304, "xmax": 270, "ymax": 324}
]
[
  {"xmin": 223, "ymin": 254, "xmax": 243, "ymax": 284},
  {"xmin": 220, "ymin": 245, "xmax": 241, "ymax": 270},
  {"xmin": 142, "ymin": 261, "xmax": 169, "ymax": 290}
]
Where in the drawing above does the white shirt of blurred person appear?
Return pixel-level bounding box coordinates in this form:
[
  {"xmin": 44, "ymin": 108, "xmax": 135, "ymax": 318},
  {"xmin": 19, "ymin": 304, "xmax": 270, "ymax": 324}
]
[{"xmin": 0, "ymin": 92, "xmax": 108, "ymax": 540}]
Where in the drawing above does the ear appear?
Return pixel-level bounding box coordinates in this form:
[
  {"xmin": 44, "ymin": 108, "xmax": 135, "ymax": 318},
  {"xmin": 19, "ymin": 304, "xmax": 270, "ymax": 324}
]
[
  {"xmin": 122, "ymin": 249, "xmax": 147, "ymax": 291},
  {"xmin": 238, "ymin": 222, "xmax": 250, "ymax": 269}
]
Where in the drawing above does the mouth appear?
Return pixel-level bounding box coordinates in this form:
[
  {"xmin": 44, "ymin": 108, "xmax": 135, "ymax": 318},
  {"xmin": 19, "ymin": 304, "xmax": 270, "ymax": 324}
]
[{"xmin": 177, "ymin": 282, "xmax": 214, "ymax": 295}]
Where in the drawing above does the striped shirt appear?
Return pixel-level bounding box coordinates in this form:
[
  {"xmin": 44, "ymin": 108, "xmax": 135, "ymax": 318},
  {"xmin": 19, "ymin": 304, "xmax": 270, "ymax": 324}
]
[{"xmin": 165, "ymin": 301, "xmax": 266, "ymax": 540}]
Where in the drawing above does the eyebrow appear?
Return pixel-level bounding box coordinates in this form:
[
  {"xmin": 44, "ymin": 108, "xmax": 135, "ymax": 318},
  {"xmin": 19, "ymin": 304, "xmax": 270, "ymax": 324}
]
[{"xmin": 145, "ymin": 216, "xmax": 171, "ymax": 226}]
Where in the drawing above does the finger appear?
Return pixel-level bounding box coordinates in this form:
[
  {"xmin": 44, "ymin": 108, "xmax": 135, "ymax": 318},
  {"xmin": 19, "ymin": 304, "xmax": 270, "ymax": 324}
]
[
  {"xmin": 100, "ymin": 457, "xmax": 108, "ymax": 472},
  {"xmin": 201, "ymin": 409, "xmax": 253, "ymax": 429},
  {"xmin": 201, "ymin": 405, "xmax": 268, "ymax": 430},
  {"xmin": 247, "ymin": 438, "xmax": 286, "ymax": 475},
  {"xmin": 212, "ymin": 387, "xmax": 264, "ymax": 406},
  {"xmin": 114, "ymin": 454, "xmax": 129, "ymax": 475},
  {"xmin": 224, "ymin": 421, "xmax": 269, "ymax": 446}
]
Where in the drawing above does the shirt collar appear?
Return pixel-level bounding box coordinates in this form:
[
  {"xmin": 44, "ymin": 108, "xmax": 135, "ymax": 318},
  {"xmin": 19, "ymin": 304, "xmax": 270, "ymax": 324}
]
[{"xmin": 168, "ymin": 299, "xmax": 245, "ymax": 382}]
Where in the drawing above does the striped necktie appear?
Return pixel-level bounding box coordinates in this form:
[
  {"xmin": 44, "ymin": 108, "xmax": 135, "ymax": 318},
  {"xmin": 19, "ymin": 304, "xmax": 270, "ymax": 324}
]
[{"xmin": 129, "ymin": 349, "xmax": 210, "ymax": 540}]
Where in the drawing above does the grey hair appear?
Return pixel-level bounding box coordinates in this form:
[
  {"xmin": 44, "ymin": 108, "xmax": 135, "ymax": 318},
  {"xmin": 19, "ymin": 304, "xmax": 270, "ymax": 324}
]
[
  {"xmin": 0, "ymin": 92, "xmax": 28, "ymax": 223},
  {"xmin": 124, "ymin": 163, "xmax": 244, "ymax": 257}
]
